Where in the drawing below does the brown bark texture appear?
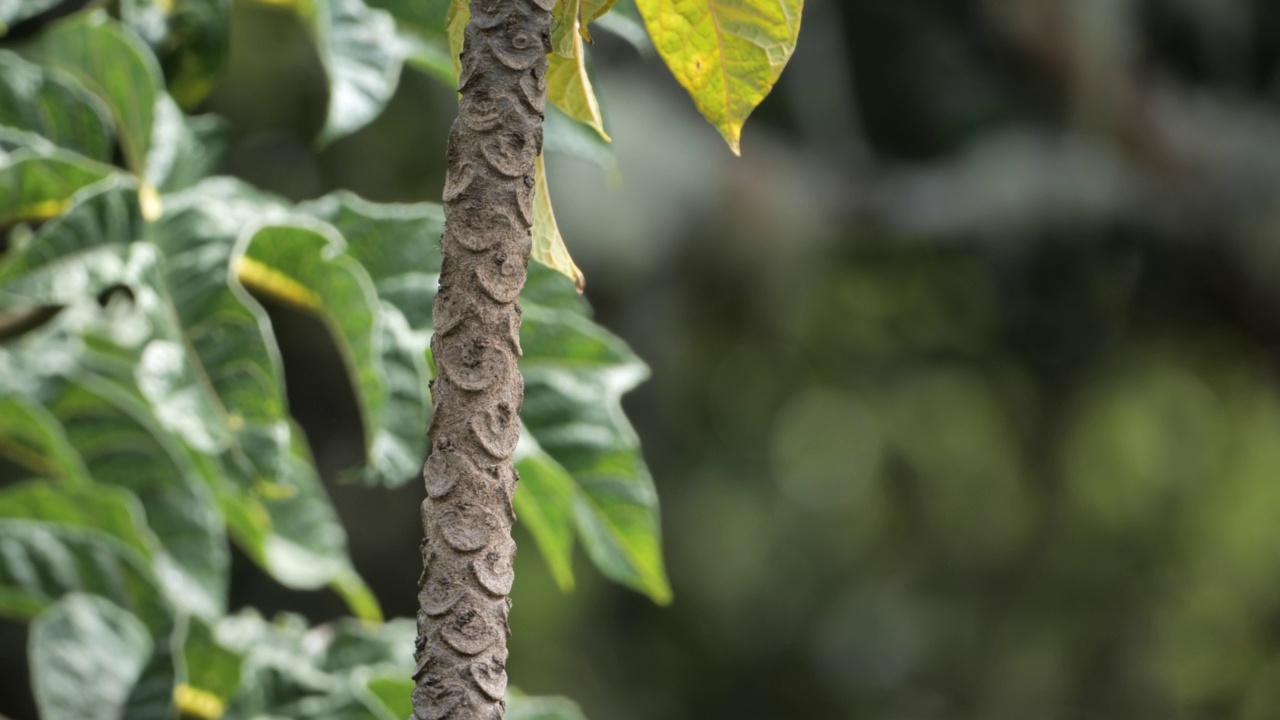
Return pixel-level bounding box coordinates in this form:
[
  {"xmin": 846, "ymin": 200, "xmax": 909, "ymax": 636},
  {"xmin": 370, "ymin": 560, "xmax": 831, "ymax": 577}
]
[{"xmin": 412, "ymin": 0, "xmax": 552, "ymax": 716}]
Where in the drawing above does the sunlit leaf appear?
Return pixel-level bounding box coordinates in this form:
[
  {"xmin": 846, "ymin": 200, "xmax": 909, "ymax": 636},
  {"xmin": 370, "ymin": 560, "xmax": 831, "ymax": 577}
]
[{"xmin": 636, "ymin": 0, "xmax": 801, "ymax": 153}]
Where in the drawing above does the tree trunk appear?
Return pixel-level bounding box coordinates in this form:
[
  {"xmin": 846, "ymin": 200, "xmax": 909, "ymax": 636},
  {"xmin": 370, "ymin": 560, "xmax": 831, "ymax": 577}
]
[{"xmin": 412, "ymin": 0, "xmax": 551, "ymax": 716}]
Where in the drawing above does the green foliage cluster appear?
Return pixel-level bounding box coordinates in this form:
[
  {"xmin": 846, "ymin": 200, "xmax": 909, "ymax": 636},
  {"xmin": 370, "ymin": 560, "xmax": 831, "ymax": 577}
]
[{"xmin": 0, "ymin": 0, "xmax": 713, "ymax": 715}]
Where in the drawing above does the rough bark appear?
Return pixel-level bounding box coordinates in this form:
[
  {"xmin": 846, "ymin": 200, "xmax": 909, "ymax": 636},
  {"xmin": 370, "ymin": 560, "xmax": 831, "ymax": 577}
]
[{"xmin": 412, "ymin": 0, "xmax": 552, "ymax": 716}]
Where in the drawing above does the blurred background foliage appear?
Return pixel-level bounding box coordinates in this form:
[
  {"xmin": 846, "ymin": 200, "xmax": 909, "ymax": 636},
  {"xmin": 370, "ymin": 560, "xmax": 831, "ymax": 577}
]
[{"xmin": 7, "ymin": 0, "xmax": 1280, "ymax": 719}]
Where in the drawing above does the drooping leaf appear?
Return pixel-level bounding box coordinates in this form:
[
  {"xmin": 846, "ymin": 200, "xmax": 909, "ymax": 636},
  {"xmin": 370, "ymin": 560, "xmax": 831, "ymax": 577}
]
[
  {"xmin": 551, "ymin": 0, "xmax": 581, "ymax": 57},
  {"xmin": 301, "ymin": 192, "xmax": 443, "ymax": 485},
  {"xmin": 520, "ymin": 269, "xmax": 671, "ymax": 603},
  {"xmin": 238, "ymin": 221, "xmax": 418, "ymax": 484},
  {"xmin": 532, "ymin": 155, "xmax": 586, "ymax": 291},
  {"xmin": 0, "ymin": 482, "xmax": 167, "ymax": 629},
  {"xmin": 444, "ymin": 0, "xmax": 468, "ymax": 83},
  {"xmin": 636, "ymin": 0, "xmax": 801, "ymax": 153},
  {"xmin": 29, "ymin": 594, "xmax": 155, "ymax": 720},
  {"xmin": 546, "ymin": 38, "xmax": 609, "ymax": 140},
  {"xmin": 148, "ymin": 180, "xmax": 377, "ymax": 616},
  {"xmin": 514, "ymin": 432, "xmax": 578, "ymax": 591},
  {"xmin": 23, "ymin": 11, "xmax": 163, "ymax": 174},
  {"xmin": 304, "ymin": 0, "xmax": 407, "ymax": 146},
  {"xmin": 0, "ymin": 50, "xmax": 114, "ymax": 162}
]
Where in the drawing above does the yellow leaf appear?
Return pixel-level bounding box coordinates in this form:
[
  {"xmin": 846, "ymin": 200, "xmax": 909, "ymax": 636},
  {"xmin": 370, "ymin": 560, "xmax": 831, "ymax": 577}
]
[
  {"xmin": 531, "ymin": 155, "xmax": 585, "ymax": 292},
  {"xmin": 547, "ymin": 32, "xmax": 610, "ymax": 141},
  {"xmin": 445, "ymin": 0, "xmax": 468, "ymax": 84},
  {"xmin": 636, "ymin": 0, "xmax": 801, "ymax": 154},
  {"xmin": 551, "ymin": 0, "xmax": 581, "ymax": 57},
  {"xmin": 580, "ymin": 0, "xmax": 617, "ymax": 29}
]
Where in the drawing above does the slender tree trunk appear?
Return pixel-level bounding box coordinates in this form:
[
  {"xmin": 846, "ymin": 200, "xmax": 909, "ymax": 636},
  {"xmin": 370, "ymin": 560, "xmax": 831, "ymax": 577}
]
[{"xmin": 412, "ymin": 0, "xmax": 551, "ymax": 716}]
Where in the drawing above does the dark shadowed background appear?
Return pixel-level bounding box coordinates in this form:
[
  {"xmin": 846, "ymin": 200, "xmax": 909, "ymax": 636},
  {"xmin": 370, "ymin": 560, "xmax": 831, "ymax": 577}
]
[{"xmin": 7, "ymin": 0, "xmax": 1280, "ymax": 718}]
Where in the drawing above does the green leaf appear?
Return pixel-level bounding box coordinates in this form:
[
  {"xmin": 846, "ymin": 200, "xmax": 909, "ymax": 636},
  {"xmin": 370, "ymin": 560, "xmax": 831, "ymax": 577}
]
[
  {"xmin": 216, "ymin": 612, "xmax": 411, "ymax": 720},
  {"xmin": 301, "ymin": 192, "xmax": 443, "ymax": 485},
  {"xmin": 179, "ymin": 616, "xmax": 244, "ymax": 711},
  {"xmin": 147, "ymin": 96, "xmax": 229, "ymax": 192},
  {"xmin": 0, "ymin": 50, "xmax": 115, "ymax": 162},
  {"xmin": 122, "ymin": 0, "xmax": 231, "ymax": 108},
  {"xmin": 520, "ymin": 270, "xmax": 671, "ymax": 603},
  {"xmin": 239, "ymin": 221, "xmax": 416, "ymax": 483},
  {"xmin": 0, "ymin": 149, "xmax": 116, "ymax": 227},
  {"xmin": 29, "ymin": 594, "xmax": 154, "ymax": 720},
  {"xmin": 552, "ymin": 0, "xmax": 582, "ymax": 57},
  {"xmin": 23, "ymin": 11, "xmax": 163, "ymax": 175},
  {"xmin": 0, "ymin": 176, "xmax": 142, "ymax": 306},
  {"xmin": 0, "ymin": 482, "xmax": 167, "ymax": 630},
  {"xmin": 304, "ymin": 0, "xmax": 407, "ymax": 146},
  {"xmin": 636, "ymin": 0, "xmax": 801, "ymax": 154},
  {"xmin": 0, "ymin": 395, "xmax": 92, "ymax": 485},
  {"xmin": 149, "ymin": 180, "xmax": 376, "ymax": 616},
  {"xmin": 5, "ymin": 297, "xmax": 232, "ymax": 620},
  {"xmin": 514, "ymin": 432, "xmax": 578, "ymax": 592}
]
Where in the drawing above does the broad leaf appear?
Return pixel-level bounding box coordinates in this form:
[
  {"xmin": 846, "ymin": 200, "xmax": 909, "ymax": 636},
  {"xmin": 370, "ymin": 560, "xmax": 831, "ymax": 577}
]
[
  {"xmin": 520, "ymin": 271, "xmax": 671, "ymax": 603},
  {"xmin": 637, "ymin": 0, "xmax": 801, "ymax": 153},
  {"xmin": 0, "ymin": 50, "xmax": 114, "ymax": 162},
  {"xmin": 0, "ymin": 395, "xmax": 91, "ymax": 485},
  {"xmin": 148, "ymin": 180, "xmax": 378, "ymax": 616},
  {"xmin": 301, "ymin": 192, "xmax": 443, "ymax": 485},
  {"xmin": 546, "ymin": 35, "xmax": 608, "ymax": 140},
  {"xmin": 0, "ymin": 482, "xmax": 167, "ymax": 626},
  {"xmin": 29, "ymin": 594, "xmax": 154, "ymax": 720},
  {"xmin": 0, "ymin": 295, "xmax": 230, "ymax": 620},
  {"xmin": 23, "ymin": 11, "xmax": 162, "ymax": 174},
  {"xmin": 304, "ymin": 0, "xmax": 407, "ymax": 146},
  {"xmin": 0, "ymin": 176, "xmax": 141, "ymax": 303},
  {"xmin": 514, "ymin": 432, "xmax": 578, "ymax": 591},
  {"xmin": 0, "ymin": 149, "xmax": 116, "ymax": 227}
]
